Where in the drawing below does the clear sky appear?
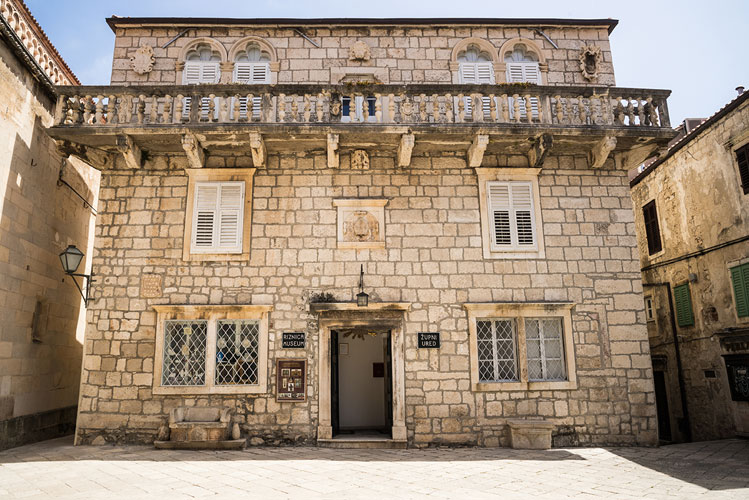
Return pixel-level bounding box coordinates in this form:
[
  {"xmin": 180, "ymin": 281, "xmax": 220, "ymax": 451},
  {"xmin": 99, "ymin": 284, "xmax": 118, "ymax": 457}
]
[{"xmin": 25, "ymin": 0, "xmax": 749, "ymax": 126}]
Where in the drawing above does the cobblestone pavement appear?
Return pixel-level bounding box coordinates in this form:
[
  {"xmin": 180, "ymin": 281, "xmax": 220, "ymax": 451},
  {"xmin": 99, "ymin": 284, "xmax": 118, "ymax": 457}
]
[{"xmin": 0, "ymin": 437, "xmax": 747, "ymax": 499}]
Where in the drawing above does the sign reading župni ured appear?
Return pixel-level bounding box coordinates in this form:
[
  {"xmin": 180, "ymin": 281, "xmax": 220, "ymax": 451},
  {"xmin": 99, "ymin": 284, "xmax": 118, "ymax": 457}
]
[
  {"xmin": 418, "ymin": 332, "xmax": 440, "ymax": 348},
  {"xmin": 276, "ymin": 359, "xmax": 306, "ymax": 402},
  {"xmin": 282, "ymin": 332, "xmax": 305, "ymax": 349}
]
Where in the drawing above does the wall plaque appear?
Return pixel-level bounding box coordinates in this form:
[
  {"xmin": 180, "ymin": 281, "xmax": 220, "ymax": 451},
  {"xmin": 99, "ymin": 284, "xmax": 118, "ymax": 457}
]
[
  {"xmin": 276, "ymin": 359, "xmax": 306, "ymax": 402},
  {"xmin": 418, "ymin": 332, "xmax": 440, "ymax": 348},
  {"xmin": 282, "ymin": 332, "xmax": 306, "ymax": 349},
  {"xmin": 140, "ymin": 274, "xmax": 162, "ymax": 298}
]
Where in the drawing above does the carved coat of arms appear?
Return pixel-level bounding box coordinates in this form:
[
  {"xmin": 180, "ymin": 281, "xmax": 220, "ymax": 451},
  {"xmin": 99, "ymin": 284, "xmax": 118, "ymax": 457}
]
[
  {"xmin": 579, "ymin": 45, "xmax": 602, "ymax": 81},
  {"xmin": 349, "ymin": 41, "xmax": 371, "ymax": 62},
  {"xmin": 130, "ymin": 45, "xmax": 155, "ymax": 75},
  {"xmin": 343, "ymin": 211, "xmax": 380, "ymax": 242}
]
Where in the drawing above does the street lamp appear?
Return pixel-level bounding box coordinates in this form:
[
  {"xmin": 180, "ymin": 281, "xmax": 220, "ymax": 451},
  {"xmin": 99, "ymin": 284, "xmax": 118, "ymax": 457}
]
[
  {"xmin": 59, "ymin": 244, "xmax": 94, "ymax": 306},
  {"xmin": 356, "ymin": 264, "xmax": 369, "ymax": 307}
]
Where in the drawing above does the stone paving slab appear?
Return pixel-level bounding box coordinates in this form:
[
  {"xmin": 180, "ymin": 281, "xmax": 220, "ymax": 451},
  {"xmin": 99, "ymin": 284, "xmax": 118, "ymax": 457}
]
[{"xmin": 0, "ymin": 437, "xmax": 747, "ymax": 499}]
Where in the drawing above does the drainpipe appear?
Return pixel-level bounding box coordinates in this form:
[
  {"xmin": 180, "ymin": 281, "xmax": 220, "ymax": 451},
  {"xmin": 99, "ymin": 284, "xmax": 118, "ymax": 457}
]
[{"xmin": 643, "ymin": 282, "xmax": 692, "ymax": 442}]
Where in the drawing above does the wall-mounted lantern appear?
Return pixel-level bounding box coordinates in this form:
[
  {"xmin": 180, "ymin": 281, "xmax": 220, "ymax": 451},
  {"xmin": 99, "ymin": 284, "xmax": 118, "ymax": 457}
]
[
  {"xmin": 356, "ymin": 264, "xmax": 369, "ymax": 307},
  {"xmin": 59, "ymin": 244, "xmax": 94, "ymax": 306}
]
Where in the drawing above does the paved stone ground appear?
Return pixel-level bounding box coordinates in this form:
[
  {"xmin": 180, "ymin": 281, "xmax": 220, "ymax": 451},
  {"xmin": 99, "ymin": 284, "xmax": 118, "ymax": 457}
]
[{"xmin": 0, "ymin": 437, "xmax": 747, "ymax": 499}]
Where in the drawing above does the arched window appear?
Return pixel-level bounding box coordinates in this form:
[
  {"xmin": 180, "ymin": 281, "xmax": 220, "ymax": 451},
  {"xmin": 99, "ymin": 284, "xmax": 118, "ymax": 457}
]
[
  {"xmin": 183, "ymin": 44, "xmax": 221, "ymax": 84},
  {"xmin": 233, "ymin": 42, "xmax": 271, "ymax": 84},
  {"xmin": 504, "ymin": 44, "xmax": 541, "ymax": 84},
  {"xmin": 457, "ymin": 45, "xmax": 495, "ymax": 84}
]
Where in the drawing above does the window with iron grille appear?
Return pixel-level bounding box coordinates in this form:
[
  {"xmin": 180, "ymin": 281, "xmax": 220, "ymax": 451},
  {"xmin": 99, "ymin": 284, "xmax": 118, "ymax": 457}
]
[
  {"xmin": 215, "ymin": 320, "xmax": 260, "ymax": 385},
  {"xmin": 525, "ymin": 318, "xmax": 566, "ymax": 381},
  {"xmin": 476, "ymin": 319, "xmax": 518, "ymax": 382},
  {"xmin": 642, "ymin": 200, "xmax": 662, "ymax": 255},
  {"xmin": 162, "ymin": 320, "xmax": 208, "ymax": 386},
  {"xmin": 736, "ymin": 144, "xmax": 749, "ymax": 195}
]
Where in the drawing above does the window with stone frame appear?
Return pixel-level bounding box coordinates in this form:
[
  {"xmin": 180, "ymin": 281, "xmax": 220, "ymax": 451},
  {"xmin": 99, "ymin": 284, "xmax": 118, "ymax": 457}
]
[
  {"xmin": 457, "ymin": 44, "xmax": 495, "ymax": 119},
  {"xmin": 233, "ymin": 42, "xmax": 271, "ymax": 119},
  {"xmin": 153, "ymin": 305, "xmax": 272, "ymax": 395},
  {"xmin": 466, "ymin": 303, "xmax": 577, "ymax": 391},
  {"xmin": 736, "ymin": 143, "xmax": 749, "ymax": 195},
  {"xmin": 645, "ymin": 296, "xmax": 655, "ymax": 322},
  {"xmin": 503, "ymin": 43, "xmax": 541, "ymax": 119},
  {"xmin": 182, "ymin": 43, "xmax": 222, "ymax": 118}
]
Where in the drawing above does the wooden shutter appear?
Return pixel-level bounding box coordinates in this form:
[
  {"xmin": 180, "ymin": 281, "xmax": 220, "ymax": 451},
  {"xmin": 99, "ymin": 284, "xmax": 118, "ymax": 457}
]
[
  {"xmin": 191, "ymin": 182, "xmax": 244, "ymax": 253},
  {"xmin": 234, "ymin": 63, "xmax": 269, "ymax": 119},
  {"xmin": 642, "ymin": 200, "xmax": 662, "ymax": 255},
  {"xmin": 736, "ymin": 144, "xmax": 749, "ymax": 195},
  {"xmin": 488, "ymin": 181, "xmax": 536, "ymax": 250},
  {"xmin": 459, "ymin": 63, "xmax": 477, "ymax": 83},
  {"xmin": 506, "ymin": 62, "xmax": 540, "ymax": 119},
  {"xmin": 731, "ymin": 263, "xmax": 749, "ymax": 318},
  {"xmin": 673, "ymin": 284, "xmax": 694, "ymax": 327}
]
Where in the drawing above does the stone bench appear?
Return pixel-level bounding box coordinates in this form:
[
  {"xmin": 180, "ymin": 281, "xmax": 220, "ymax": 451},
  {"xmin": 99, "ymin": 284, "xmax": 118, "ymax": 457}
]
[
  {"xmin": 507, "ymin": 419, "xmax": 555, "ymax": 450},
  {"xmin": 154, "ymin": 406, "xmax": 245, "ymax": 450}
]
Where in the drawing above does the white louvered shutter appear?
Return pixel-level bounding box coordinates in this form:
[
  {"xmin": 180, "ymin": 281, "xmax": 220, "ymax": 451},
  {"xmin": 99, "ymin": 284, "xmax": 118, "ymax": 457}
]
[
  {"xmin": 183, "ymin": 62, "xmax": 220, "ymax": 118},
  {"xmin": 460, "ymin": 63, "xmax": 495, "ymax": 120},
  {"xmin": 191, "ymin": 182, "xmax": 244, "ymax": 253},
  {"xmin": 234, "ymin": 62, "xmax": 270, "ymax": 119},
  {"xmin": 507, "ymin": 62, "xmax": 540, "ymax": 120},
  {"xmin": 488, "ymin": 181, "xmax": 536, "ymax": 251}
]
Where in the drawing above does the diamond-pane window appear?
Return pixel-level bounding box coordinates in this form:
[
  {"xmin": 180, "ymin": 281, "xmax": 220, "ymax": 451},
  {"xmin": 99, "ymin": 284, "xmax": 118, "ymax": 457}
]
[
  {"xmin": 162, "ymin": 320, "xmax": 207, "ymax": 386},
  {"xmin": 215, "ymin": 320, "xmax": 260, "ymax": 385},
  {"xmin": 525, "ymin": 318, "xmax": 566, "ymax": 381},
  {"xmin": 476, "ymin": 319, "xmax": 518, "ymax": 382}
]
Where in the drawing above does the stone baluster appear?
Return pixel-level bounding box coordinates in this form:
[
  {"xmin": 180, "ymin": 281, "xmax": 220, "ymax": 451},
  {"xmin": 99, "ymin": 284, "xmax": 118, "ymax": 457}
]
[
  {"xmin": 304, "ymin": 95, "xmax": 311, "ymax": 122},
  {"xmin": 71, "ymin": 96, "xmax": 82, "ymax": 124},
  {"xmin": 246, "ymin": 94, "xmax": 254, "ymax": 122},
  {"xmin": 207, "ymin": 94, "xmax": 216, "ymax": 122},
  {"xmin": 579, "ymin": 97, "xmax": 587, "ymax": 125},
  {"xmin": 512, "ymin": 94, "xmax": 521, "ymax": 123},
  {"xmin": 457, "ymin": 94, "xmax": 465, "ymax": 122},
  {"xmin": 232, "ymin": 94, "xmax": 240, "ymax": 122},
  {"xmin": 656, "ymin": 97, "xmax": 670, "ymax": 127},
  {"xmin": 83, "ymin": 95, "xmax": 93, "ymax": 124},
  {"xmin": 107, "ymin": 95, "xmax": 117, "ymax": 124},
  {"xmin": 554, "ymin": 96, "xmax": 562, "ymax": 124},
  {"xmin": 612, "ymin": 98, "xmax": 623, "ymax": 125},
  {"xmin": 375, "ymin": 94, "xmax": 382, "ymax": 122},
  {"xmin": 278, "ymin": 93, "xmax": 286, "ymax": 122},
  {"xmin": 472, "ymin": 94, "xmax": 481, "ymax": 122},
  {"xmin": 626, "ymin": 97, "xmax": 635, "ymax": 126},
  {"xmin": 219, "ymin": 95, "xmax": 229, "ymax": 123},
  {"xmin": 317, "ymin": 93, "xmax": 325, "ymax": 122},
  {"xmin": 445, "ymin": 94, "xmax": 453, "ymax": 123},
  {"xmin": 94, "ymin": 95, "xmax": 104, "ymax": 124},
  {"xmin": 137, "ymin": 94, "xmax": 146, "ymax": 124},
  {"xmin": 53, "ymin": 95, "xmax": 66, "ymax": 125},
  {"xmin": 189, "ymin": 92, "xmax": 200, "ymax": 123},
  {"xmin": 432, "ymin": 94, "xmax": 440, "ymax": 123},
  {"xmin": 363, "ymin": 95, "xmax": 370, "ymax": 122},
  {"xmin": 349, "ymin": 94, "xmax": 356, "ymax": 122},
  {"xmin": 289, "ymin": 95, "xmax": 297, "ymax": 122},
  {"xmin": 149, "ymin": 95, "xmax": 159, "ymax": 124},
  {"xmin": 501, "ymin": 95, "xmax": 509, "ymax": 123},
  {"xmin": 489, "ymin": 94, "xmax": 497, "ymax": 122},
  {"xmin": 175, "ymin": 95, "xmax": 184, "ymax": 123},
  {"xmin": 419, "ymin": 94, "xmax": 427, "ymax": 122},
  {"xmin": 163, "ymin": 95, "xmax": 172, "ymax": 124},
  {"xmin": 388, "ymin": 94, "xmax": 395, "ymax": 122},
  {"xmin": 524, "ymin": 94, "xmax": 532, "ymax": 123},
  {"xmin": 647, "ymin": 97, "xmax": 659, "ymax": 127},
  {"xmin": 637, "ymin": 98, "xmax": 646, "ymax": 126}
]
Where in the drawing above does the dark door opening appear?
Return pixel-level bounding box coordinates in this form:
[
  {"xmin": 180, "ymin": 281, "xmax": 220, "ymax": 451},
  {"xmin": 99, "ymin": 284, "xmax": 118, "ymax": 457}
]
[
  {"xmin": 654, "ymin": 370, "xmax": 672, "ymax": 442},
  {"xmin": 331, "ymin": 329, "xmax": 393, "ymax": 438}
]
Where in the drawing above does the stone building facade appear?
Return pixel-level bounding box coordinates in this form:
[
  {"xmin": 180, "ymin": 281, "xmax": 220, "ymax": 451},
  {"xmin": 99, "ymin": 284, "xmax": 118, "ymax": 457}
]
[
  {"xmin": 0, "ymin": 0, "xmax": 98, "ymax": 450},
  {"xmin": 48, "ymin": 17, "xmax": 676, "ymax": 447},
  {"xmin": 631, "ymin": 90, "xmax": 749, "ymax": 443}
]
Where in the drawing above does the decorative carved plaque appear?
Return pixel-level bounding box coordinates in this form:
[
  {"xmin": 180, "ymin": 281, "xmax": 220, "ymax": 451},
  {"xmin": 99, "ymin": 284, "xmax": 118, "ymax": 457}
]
[
  {"xmin": 350, "ymin": 150, "xmax": 369, "ymax": 170},
  {"xmin": 333, "ymin": 199, "xmax": 388, "ymax": 249},
  {"xmin": 579, "ymin": 45, "xmax": 602, "ymax": 82},
  {"xmin": 349, "ymin": 41, "xmax": 371, "ymax": 62},
  {"xmin": 140, "ymin": 274, "xmax": 162, "ymax": 298},
  {"xmin": 130, "ymin": 45, "xmax": 155, "ymax": 75}
]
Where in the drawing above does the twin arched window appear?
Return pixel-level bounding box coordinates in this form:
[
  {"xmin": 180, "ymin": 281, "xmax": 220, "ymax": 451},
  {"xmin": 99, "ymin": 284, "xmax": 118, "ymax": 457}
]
[
  {"xmin": 183, "ymin": 44, "xmax": 221, "ymax": 84},
  {"xmin": 233, "ymin": 43, "xmax": 271, "ymax": 84},
  {"xmin": 457, "ymin": 45, "xmax": 495, "ymax": 84},
  {"xmin": 504, "ymin": 43, "xmax": 541, "ymax": 84}
]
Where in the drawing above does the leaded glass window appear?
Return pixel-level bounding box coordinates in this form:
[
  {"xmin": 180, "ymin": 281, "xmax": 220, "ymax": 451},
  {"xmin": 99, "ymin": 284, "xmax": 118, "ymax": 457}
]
[
  {"xmin": 215, "ymin": 320, "xmax": 260, "ymax": 385},
  {"xmin": 162, "ymin": 320, "xmax": 207, "ymax": 386},
  {"xmin": 476, "ymin": 319, "xmax": 518, "ymax": 382},
  {"xmin": 525, "ymin": 318, "xmax": 566, "ymax": 381}
]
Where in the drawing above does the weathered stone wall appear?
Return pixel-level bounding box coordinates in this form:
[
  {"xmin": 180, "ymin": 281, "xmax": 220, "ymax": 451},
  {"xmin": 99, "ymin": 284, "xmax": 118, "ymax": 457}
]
[
  {"xmin": 0, "ymin": 38, "xmax": 98, "ymax": 448},
  {"xmin": 110, "ymin": 25, "xmax": 615, "ymax": 86},
  {"xmin": 77, "ymin": 148, "xmax": 656, "ymax": 447},
  {"xmin": 631, "ymin": 97, "xmax": 749, "ymax": 441}
]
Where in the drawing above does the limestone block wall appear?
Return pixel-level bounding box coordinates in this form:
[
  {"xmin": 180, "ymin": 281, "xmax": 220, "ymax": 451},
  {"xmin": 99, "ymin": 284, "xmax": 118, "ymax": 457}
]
[
  {"xmin": 0, "ymin": 40, "xmax": 98, "ymax": 449},
  {"xmin": 76, "ymin": 148, "xmax": 656, "ymax": 447},
  {"xmin": 631, "ymin": 97, "xmax": 749, "ymax": 441},
  {"xmin": 110, "ymin": 24, "xmax": 616, "ymax": 86}
]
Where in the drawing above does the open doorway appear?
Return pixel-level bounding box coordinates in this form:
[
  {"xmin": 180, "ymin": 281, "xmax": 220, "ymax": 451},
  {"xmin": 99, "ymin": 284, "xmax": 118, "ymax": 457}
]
[{"xmin": 331, "ymin": 329, "xmax": 393, "ymax": 438}]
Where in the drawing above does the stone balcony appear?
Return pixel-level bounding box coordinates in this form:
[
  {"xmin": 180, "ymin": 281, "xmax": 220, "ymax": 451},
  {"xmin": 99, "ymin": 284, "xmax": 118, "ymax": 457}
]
[{"xmin": 48, "ymin": 83, "xmax": 674, "ymax": 169}]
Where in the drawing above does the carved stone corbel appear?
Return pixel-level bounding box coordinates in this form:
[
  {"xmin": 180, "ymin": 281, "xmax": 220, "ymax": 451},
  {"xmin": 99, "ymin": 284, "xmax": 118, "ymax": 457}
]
[
  {"xmin": 55, "ymin": 140, "xmax": 114, "ymax": 169},
  {"xmin": 249, "ymin": 132, "xmax": 266, "ymax": 167},
  {"xmin": 614, "ymin": 142, "xmax": 660, "ymax": 171},
  {"xmin": 115, "ymin": 135, "xmax": 143, "ymax": 169},
  {"xmin": 181, "ymin": 132, "xmax": 205, "ymax": 169},
  {"xmin": 397, "ymin": 133, "xmax": 415, "ymax": 167},
  {"xmin": 327, "ymin": 133, "xmax": 339, "ymax": 169},
  {"xmin": 528, "ymin": 133, "xmax": 553, "ymax": 168},
  {"xmin": 467, "ymin": 134, "xmax": 489, "ymax": 168},
  {"xmin": 589, "ymin": 136, "xmax": 617, "ymax": 168}
]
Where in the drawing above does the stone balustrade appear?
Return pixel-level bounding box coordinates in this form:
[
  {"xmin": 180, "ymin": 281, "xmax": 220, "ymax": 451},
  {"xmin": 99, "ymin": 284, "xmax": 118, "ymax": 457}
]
[{"xmin": 53, "ymin": 84, "xmax": 671, "ymax": 129}]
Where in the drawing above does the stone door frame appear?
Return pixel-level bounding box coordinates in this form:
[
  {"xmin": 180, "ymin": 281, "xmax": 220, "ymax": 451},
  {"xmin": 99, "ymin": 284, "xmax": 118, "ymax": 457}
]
[{"xmin": 312, "ymin": 303, "xmax": 410, "ymax": 442}]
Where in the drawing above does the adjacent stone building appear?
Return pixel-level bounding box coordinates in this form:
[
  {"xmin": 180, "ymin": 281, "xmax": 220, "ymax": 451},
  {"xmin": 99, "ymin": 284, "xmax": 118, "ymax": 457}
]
[
  {"xmin": 47, "ymin": 16, "xmax": 676, "ymax": 448},
  {"xmin": 0, "ymin": 0, "xmax": 98, "ymax": 450},
  {"xmin": 631, "ymin": 89, "xmax": 749, "ymax": 443}
]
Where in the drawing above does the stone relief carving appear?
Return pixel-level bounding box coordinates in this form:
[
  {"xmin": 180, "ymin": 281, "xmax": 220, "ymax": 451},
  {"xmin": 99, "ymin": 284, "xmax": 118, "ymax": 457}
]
[
  {"xmin": 349, "ymin": 41, "xmax": 371, "ymax": 62},
  {"xmin": 130, "ymin": 44, "xmax": 155, "ymax": 75},
  {"xmin": 579, "ymin": 45, "xmax": 602, "ymax": 81},
  {"xmin": 350, "ymin": 150, "xmax": 369, "ymax": 170},
  {"xmin": 343, "ymin": 210, "xmax": 380, "ymax": 242}
]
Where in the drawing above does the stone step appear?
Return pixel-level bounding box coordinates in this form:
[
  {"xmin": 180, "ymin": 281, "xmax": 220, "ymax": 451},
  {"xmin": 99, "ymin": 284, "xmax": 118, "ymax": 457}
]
[{"xmin": 317, "ymin": 438, "xmax": 407, "ymax": 449}]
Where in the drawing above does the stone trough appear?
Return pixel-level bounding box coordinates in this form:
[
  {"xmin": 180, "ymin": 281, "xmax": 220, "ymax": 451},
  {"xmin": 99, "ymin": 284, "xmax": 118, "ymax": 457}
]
[{"xmin": 154, "ymin": 406, "xmax": 245, "ymax": 450}]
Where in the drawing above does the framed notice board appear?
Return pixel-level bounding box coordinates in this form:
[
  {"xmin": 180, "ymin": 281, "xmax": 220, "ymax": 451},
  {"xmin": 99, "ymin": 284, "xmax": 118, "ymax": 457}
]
[{"xmin": 276, "ymin": 359, "xmax": 306, "ymax": 402}]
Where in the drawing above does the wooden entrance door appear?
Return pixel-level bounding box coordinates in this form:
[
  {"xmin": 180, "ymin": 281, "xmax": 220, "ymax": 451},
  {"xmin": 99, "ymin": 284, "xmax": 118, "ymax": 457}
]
[{"xmin": 330, "ymin": 330, "xmax": 340, "ymax": 436}]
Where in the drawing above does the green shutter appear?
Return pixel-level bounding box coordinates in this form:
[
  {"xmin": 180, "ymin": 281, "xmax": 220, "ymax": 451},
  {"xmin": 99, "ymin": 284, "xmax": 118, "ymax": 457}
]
[
  {"xmin": 731, "ymin": 264, "xmax": 749, "ymax": 318},
  {"xmin": 673, "ymin": 284, "xmax": 694, "ymax": 327}
]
